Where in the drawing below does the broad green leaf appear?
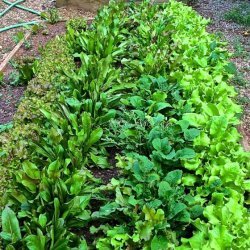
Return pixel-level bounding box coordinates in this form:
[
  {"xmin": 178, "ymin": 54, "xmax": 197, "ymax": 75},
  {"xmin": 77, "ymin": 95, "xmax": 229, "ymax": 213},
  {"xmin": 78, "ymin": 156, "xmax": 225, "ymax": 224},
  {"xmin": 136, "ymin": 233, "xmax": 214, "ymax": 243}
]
[
  {"xmin": 190, "ymin": 205, "xmax": 203, "ymax": 219},
  {"xmin": 25, "ymin": 234, "xmax": 46, "ymax": 250},
  {"xmin": 152, "ymin": 91, "xmax": 167, "ymax": 102},
  {"xmin": 78, "ymin": 240, "xmax": 88, "ymax": 250},
  {"xmin": 158, "ymin": 181, "xmax": 172, "ymax": 198},
  {"xmin": 6, "ymin": 245, "xmax": 15, "ymax": 250},
  {"xmin": 21, "ymin": 179, "xmax": 37, "ymax": 193},
  {"xmin": 66, "ymin": 97, "xmax": 82, "ymax": 110},
  {"xmin": 224, "ymin": 62, "xmax": 237, "ymax": 75},
  {"xmin": 182, "ymin": 174, "xmax": 197, "ymax": 186},
  {"xmin": 176, "ymin": 148, "xmax": 195, "ymax": 159},
  {"xmin": 137, "ymin": 155, "xmax": 154, "ymax": 173},
  {"xmin": 70, "ymin": 173, "xmax": 84, "ymax": 195},
  {"xmin": 129, "ymin": 96, "xmax": 144, "ymax": 108},
  {"xmin": 143, "ymin": 206, "xmax": 165, "ymax": 222},
  {"xmin": 168, "ymin": 202, "xmax": 187, "ymax": 219},
  {"xmin": 153, "ymin": 102, "xmax": 172, "ymax": 112},
  {"xmin": 152, "ymin": 138, "xmax": 171, "ymax": 153},
  {"xmin": 182, "ymin": 113, "xmax": 206, "ymax": 127},
  {"xmin": 86, "ymin": 128, "xmax": 103, "ymax": 149},
  {"xmin": 1, "ymin": 207, "xmax": 21, "ymax": 243},
  {"xmin": 184, "ymin": 128, "xmax": 200, "ymax": 141},
  {"xmin": 136, "ymin": 221, "xmax": 152, "ymax": 241},
  {"xmin": 92, "ymin": 202, "xmax": 119, "ymax": 218},
  {"xmin": 202, "ymin": 103, "xmax": 220, "ymax": 116},
  {"xmin": 0, "ymin": 232, "xmax": 12, "ymax": 241},
  {"xmin": 90, "ymin": 153, "xmax": 109, "ymax": 168},
  {"xmin": 180, "ymin": 231, "xmax": 207, "ymax": 249},
  {"xmin": 151, "ymin": 235, "xmax": 168, "ymax": 250},
  {"xmin": 194, "ymin": 132, "xmax": 210, "ymax": 146},
  {"xmin": 82, "ymin": 112, "xmax": 92, "ymax": 136},
  {"xmin": 38, "ymin": 214, "xmax": 47, "ymax": 228},
  {"xmin": 98, "ymin": 109, "xmax": 116, "ymax": 124},
  {"xmin": 164, "ymin": 170, "xmax": 182, "ymax": 185},
  {"xmin": 47, "ymin": 159, "xmax": 60, "ymax": 178},
  {"xmin": 209, "ymin": 225, "xmax": 234, "ymax": 249},
  {"xmin": 23, "ymin": 161, "xmax": 40, "ymax": 180},
  {"xmin": 210, "ymin": 116, "xmax": 228, "ymax": 136},
  {"xmin": 177, "ymin": 120, "xmax": 189, "ymax": 131}
]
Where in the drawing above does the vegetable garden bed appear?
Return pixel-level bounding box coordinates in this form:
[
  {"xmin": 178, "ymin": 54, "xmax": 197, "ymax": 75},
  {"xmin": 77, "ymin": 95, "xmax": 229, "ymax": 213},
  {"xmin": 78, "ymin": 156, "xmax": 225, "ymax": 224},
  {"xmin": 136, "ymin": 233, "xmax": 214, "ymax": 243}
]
[{"xmin": 0, "ymin": 0, "xmax": 249, "ymax": 249}]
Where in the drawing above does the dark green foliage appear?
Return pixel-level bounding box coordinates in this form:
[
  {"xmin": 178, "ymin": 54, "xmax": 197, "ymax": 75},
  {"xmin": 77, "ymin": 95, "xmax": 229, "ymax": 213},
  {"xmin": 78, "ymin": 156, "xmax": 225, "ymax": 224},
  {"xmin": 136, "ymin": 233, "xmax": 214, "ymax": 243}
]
[{"xmin": 224, "ymin": 3, "xmax": 250, "ymax": 26}]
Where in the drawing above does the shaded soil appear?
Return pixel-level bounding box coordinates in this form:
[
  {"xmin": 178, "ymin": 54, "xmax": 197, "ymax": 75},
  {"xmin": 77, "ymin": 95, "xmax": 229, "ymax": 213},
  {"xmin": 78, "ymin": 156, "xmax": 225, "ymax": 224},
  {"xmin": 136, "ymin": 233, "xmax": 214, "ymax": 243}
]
[
  {"xmin": 91, "ymin": 147, "xmax": 120, "ymax": 184},
  {"xmin": 0, "ymin": 85, "xmax": 25, "ymax": 124}
]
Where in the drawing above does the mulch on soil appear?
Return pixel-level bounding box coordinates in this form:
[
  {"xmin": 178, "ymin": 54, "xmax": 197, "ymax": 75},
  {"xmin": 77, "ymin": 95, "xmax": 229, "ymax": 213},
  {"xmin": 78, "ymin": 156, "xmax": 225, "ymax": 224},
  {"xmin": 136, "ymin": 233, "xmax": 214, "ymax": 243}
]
[
  {"xmin": 0, "ymin": 84, "xmax": 25, "ymax": 124},
  {"xmin": 0, "ymin": 21, "xmax": 67, "ymax": 124}
]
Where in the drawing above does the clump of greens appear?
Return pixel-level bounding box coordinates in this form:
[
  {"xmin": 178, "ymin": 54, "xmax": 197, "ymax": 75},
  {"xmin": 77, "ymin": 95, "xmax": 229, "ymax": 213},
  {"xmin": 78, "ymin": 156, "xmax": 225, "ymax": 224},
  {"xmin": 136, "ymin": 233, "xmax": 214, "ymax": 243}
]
[{"xmin": 0, "ymin": 0, "xmax": 249, "ymax": 249}]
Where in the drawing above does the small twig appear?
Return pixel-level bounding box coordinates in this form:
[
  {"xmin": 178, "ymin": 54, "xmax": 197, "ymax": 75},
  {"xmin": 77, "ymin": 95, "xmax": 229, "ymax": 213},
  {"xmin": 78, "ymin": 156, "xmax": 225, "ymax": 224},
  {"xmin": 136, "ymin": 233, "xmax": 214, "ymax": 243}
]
[{"xmin": 0, "ymin": 32, "xmax": 31, "ymax": 72}]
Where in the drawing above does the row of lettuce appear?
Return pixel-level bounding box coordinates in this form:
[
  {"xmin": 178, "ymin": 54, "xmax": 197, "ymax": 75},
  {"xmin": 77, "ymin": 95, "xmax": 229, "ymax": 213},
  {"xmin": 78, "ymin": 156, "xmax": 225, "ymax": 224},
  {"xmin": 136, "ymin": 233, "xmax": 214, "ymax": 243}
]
[{"xmin": 0, "ymin": 0, "xmax": 249, "ymax": 249}]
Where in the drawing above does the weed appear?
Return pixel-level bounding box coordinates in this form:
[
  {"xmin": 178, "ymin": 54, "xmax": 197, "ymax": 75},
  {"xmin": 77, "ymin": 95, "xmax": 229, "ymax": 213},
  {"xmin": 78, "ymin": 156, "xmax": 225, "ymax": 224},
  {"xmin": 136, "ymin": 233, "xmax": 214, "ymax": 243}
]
[
  {"xmin": 23, "ymin": 40, "xmax": 32, "ymax": 50},
  {"xmin": 231, "ymin": 70, "xmax": 248, "ymax": 86},
  {"xmin": 8, "ymin": 71, "xmax": 20, "ymax": 86},
  {"xmin": 224, "ymin": 3, "xmax": 250, "ymax": 26},
  {"xmin": 41, "ymin": 8, "xmax": 60, "ymax": 24},
  {"xmin": 12, "ymin": 31, "xmax": 32, "ymax": 50},
  {"xmin": 0, "ymin": 72, "xmax": 4, "ymax": 85},
  {"xmin": 9, "ymin": 57, "xmax": 37, "ymax": 86},
  {"xmin": 12, "ymin": 31, "xmax": 25, "ymax": 44},
  {"xmin": 237, "ymin": 95, "xmax": 250, "ymax": 105},
  {"xmin": 66, "ymin": 18, "xmax": 87, "ymax": 32},
  {"xmin": 232, "ymin": 38, "xmax": 249, "ymax": 58},
  {"xmin": 0, "ymin": 122, "xmax": 13, "ymax": 133}
]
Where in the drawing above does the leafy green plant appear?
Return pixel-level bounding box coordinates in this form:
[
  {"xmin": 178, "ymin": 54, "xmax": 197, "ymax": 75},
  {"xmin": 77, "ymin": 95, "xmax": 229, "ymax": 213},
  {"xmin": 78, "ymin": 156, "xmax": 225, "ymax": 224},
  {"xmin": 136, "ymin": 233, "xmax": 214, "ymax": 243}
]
[
  {"xmin": 66, "ymin": 18, "xmax": 87, "ymax": 32},
  {"xmin": 9, "ymin": 57, "xmax": 38, "ymax": 85},
  {"xmin": 93, "ymin": 155, "xmax": 203, "ymax": 249},
  {"xmin": 41, "ymin": 8, "xmax": 60, "ymax": 24},
  {"xmin": 12, "ymin": 31, "xmax": 25, "ymax": 44},
  {"xmin": 0, "ymin": 0, "xmax": 249, "ymax": 249},
  {"xmin": 232, "ymin": 38, "xmax": 249, "ymax": 58},
  {"xmin": 0, "ymin": 123, "xmax": 13, "ymax": 134}
]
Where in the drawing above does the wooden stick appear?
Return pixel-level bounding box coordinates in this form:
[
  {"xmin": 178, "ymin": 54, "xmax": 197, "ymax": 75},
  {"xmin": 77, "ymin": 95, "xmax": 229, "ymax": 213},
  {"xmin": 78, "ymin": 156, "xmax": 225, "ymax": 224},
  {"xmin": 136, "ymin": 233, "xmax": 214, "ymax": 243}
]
[
  {"xmin": 0, "ymin": 32, "xmax": 31, "ymax": 72},
  {"xmin": 0, "ymin": 17, "xmax": 94, "ymax": 71}
]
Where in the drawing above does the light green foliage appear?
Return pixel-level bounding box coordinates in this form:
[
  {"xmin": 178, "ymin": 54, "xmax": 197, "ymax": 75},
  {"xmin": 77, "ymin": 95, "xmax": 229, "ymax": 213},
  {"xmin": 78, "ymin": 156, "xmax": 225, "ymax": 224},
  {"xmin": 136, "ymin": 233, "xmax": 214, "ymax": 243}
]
[
  {"xmin": 66, "ymin": 18, "xmax": 87, "ymax": 32},
  {"xmin": 0, "ymin": 0, "xmax": 249, "ymax": 249}
]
